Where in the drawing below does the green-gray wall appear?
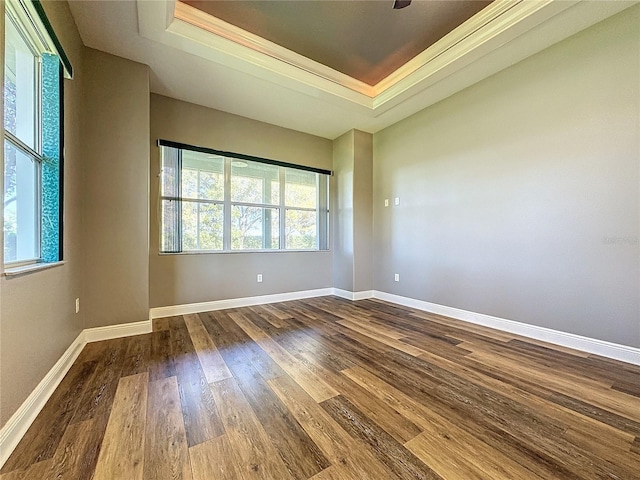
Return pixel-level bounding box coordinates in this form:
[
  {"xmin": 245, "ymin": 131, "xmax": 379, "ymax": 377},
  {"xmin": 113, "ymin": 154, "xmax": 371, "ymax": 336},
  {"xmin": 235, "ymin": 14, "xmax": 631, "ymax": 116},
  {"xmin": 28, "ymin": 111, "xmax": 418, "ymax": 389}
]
[{"xmin": 372, "ymin": 6, "xmax": 640, "ymax": 347}]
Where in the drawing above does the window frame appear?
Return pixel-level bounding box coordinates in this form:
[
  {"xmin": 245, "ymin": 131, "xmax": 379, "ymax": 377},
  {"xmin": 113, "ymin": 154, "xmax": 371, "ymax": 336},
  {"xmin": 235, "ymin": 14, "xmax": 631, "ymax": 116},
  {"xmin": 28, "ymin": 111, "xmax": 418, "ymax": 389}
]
[
  {"xmin": 158, "ymin": 140, "xmax": 331, "ymax": 254},
  {"xmin": 2, "ymin": 0, "xmax": 69, "ymax": 270}
]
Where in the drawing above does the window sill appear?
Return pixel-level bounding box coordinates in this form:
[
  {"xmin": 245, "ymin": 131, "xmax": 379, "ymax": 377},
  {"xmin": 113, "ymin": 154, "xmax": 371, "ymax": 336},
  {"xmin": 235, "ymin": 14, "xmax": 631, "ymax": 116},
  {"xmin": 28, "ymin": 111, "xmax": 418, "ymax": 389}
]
[
  {"xmin": 158, "ymin": 249, "xmax": 331, "ymax": 256},
  {"xmin": 3, "ymin": 261, "xmax": 66, "ymax": 277}
]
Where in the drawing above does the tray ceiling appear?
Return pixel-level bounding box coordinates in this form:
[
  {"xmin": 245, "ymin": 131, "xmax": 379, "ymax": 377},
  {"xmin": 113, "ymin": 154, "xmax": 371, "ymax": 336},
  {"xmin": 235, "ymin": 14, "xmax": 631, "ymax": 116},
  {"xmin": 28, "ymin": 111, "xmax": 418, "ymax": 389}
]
[
  {"xmin": 67, "ymin": 0, "xmax": 636, "ymax": 139},
  {"xmin": 180, "ymin": 0, "xmax": 492, "ymax": 86}
]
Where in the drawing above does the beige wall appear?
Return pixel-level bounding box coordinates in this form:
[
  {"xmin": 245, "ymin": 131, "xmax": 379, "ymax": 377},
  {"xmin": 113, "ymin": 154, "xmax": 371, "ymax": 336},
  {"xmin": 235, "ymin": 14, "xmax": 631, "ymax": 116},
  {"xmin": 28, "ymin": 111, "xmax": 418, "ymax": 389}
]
[
  {"xmin": 149, "ymin": 94, "xmax": 333, "ymax": 307},
  {"xmin": 0, "ymin": 1, "xmax": 86, "ymax": 425},
  {"xmin": 332, "ymin": 130, "xmax": 373, "ymax": 292},
  {"xmin": 332, "ymin": 131, "xmax": 354, "ymax": 291},
  {"xmin": 352, "ymin": 130, "xmax": 373, "ymax": 292},
  {"xmin": 373, "ymin": 7, "xmax": 640, "ymax": 347},
  {"xmin": 81, "ymin": 49, "xmax": 150, "ymax": 328}
]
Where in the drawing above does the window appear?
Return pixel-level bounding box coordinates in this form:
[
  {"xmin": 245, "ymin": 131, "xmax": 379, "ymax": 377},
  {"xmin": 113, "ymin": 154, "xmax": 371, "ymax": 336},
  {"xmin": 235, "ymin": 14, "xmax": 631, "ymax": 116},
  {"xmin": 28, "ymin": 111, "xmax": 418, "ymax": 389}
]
[
  {"xmin": 159, "ymin": 141, "xmax": 330, "ymax": 253},
  {"xmin": 3, "ymin": 0, "xmax": 71, "ymax": 267}
]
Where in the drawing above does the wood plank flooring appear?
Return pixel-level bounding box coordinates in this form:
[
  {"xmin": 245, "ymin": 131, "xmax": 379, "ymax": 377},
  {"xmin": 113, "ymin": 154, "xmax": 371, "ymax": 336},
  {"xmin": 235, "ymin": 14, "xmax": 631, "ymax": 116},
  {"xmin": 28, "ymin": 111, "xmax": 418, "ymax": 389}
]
[{"xmin": 2, "ymin": 297, "xmax": 640, "ymax": 479}]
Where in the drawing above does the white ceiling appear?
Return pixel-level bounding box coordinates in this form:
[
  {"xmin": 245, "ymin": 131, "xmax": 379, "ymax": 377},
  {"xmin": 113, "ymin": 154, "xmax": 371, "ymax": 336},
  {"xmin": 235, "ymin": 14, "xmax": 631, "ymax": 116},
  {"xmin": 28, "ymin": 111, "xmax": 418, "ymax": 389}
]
[{"xmin": 67, "ymin": 0, "xmax": 635, "ymax": 139}]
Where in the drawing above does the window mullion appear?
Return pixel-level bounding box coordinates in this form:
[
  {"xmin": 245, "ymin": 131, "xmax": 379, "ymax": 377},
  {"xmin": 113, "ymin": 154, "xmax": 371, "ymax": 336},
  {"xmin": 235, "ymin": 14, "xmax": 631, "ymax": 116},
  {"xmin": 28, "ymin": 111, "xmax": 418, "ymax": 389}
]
[
  {"xmin": 223, "ymin": 157, "xmax": 231, "ymax": 251},
  {"xmin": 36, "ymin": 54, "xmax": 42, "ymax": 156},
  {"xmin": 196, "ymin": 171, "xmax": 201, "ymax": 250},
  {"xmin": 263, "ymin": 178, "xmax": 269, "ymax": 249},
  {"xmin": 4, "ymin": 132, "xmax": 41, "ymax": 161},
  {"xmin": 279, "ymin": 167, "xmax": 286, "ymax": 250},
  {"xmin": 320, "ymin": 174, "xmax": 328, "ymax": 250},
  {"xmin": 36, "ymin": 155, "xmax": 42, "ymax": 258}
]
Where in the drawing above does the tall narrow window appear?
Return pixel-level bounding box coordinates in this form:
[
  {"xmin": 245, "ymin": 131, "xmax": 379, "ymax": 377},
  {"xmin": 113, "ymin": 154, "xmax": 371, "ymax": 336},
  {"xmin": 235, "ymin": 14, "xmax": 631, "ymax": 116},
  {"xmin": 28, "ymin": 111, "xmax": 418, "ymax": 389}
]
[
  {"xmin": 3, "ymin": 0, "xmax": 71, "ymax": 268},
  {"xmin": 159, "ymin": 141, "xmax": 330, "ymax": 253}
]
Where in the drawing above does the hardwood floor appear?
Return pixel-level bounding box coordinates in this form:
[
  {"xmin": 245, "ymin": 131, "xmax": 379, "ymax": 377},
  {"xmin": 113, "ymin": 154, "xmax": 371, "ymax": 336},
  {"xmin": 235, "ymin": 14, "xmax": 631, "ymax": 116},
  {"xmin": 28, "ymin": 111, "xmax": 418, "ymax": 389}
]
[{"xmin": 2, "ymin": 297, "xmax": 639, "ymax": 479}]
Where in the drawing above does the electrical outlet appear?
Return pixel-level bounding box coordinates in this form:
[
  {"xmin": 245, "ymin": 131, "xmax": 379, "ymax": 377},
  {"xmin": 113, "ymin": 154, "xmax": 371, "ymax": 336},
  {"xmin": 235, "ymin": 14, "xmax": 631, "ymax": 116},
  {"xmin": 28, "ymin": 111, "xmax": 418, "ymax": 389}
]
[
  {"xmin": 384, "ymin": 199, "xmax": 389, "ymax": 207},
  {"xmin": 394, "ymin": 274, "xmax": 399, "ymax": 282},
  {"xmin": 394, "ymin": 197, "xmax": 400, "ymax": 206},
  {"xmin": 75, "ymin": 298, "xmax": 80, "ymax": 313},
  {"xmin": 257, "ymin": 274, "xmax": 263, "ymax": 283}
]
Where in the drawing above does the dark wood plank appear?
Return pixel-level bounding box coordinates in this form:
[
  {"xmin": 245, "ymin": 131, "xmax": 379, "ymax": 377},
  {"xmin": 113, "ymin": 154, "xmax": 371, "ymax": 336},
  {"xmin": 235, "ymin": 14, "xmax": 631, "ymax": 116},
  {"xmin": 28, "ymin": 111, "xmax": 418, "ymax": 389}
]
[
  {"xmin": 1, "ymin": 360, "xmax": 98, "ymax": 473},
  {"xmin": 121, "ymin": 334, "xmax": 152, "ymax": 378},
  {"xmin": 148, "ymin": 330, "xmax": 176, "ymax": 381},
  {"xmin": 631, "ymin": 437, "xmax": 640, "ymax": 455},
  {"xmin": 612, "ymin": 380, "xmax": 640, "ymax": 398},
  {"xmin": 70, "ymin": 338, "xmax": 129, "ymax": 424},
  {"xmin": 43, "ymin": 419, "xmax": 97, "ymax": 480},
  {"xmin": 268, "ymin": 374, "xmax": 398, "ymax": 480},
  {"xmin": 321, "ymin": 395, "xmax": 442, "ymax": 480}
]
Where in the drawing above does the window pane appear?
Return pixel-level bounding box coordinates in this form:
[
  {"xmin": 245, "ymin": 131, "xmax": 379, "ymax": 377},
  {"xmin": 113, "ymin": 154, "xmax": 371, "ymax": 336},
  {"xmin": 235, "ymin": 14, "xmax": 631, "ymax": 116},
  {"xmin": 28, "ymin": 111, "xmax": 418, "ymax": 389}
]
[
  {"xmin": 285, "ymin": 168, "xmax": 317, "ymax": 209},
  {"xmin": 271, "ymin": 180, "xmax": 279, "ymax": 205},
  {"xmin": 285, "ymin": 209, "xmax": 317, "ymax": 250},
  {"xmin": 199, "ymin": 170, "xmax": 224, "ymax": 200},
  {"xmin": 161, "ymin": 198, "xmax": 180, "ymax": 252},
  {"xmin": 231, "ymin": 206, "xmax": 279, "ymax": 250},
  {"xmin": 231, "ymin": 160, "xmax": 279, "ymax": 205},
  {"xmin": 181, "ymin": 168, "xmax": 198, "ymax": 199},
  {"xmin": 182, "ymin": 150, "xmax": 224, "ymax": 201},
  {"xmin": 181, "ymin": 202, "xmax": 197, "ymax": 251},
  {"xmin": 182, "ymin": 201, "xmax": 223, "ymax": 251},
  {"xmin": 199, "ymin": 203, "xmax": 224, "ymax": 250},
  {"xmin": 4, "ymin": 16, "xmax": 37, "ymax": 149},
  {"xmin": 4, "ymin": 141, "xmax": 38, "ymax": 262}
]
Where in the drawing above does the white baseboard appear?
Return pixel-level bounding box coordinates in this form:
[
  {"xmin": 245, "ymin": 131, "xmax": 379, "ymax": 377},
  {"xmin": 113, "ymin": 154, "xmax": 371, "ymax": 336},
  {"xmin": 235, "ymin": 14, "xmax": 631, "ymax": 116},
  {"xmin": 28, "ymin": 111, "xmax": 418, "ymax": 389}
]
[
  {"xmin": 0, "ymin": 319, "xmax": 152, "ymax": 469},
  {"xmin": 84, "ymin": 320, "xmax": 152, "ymax": 343},
  {"xmin": 333, "ymin": 288, "xmax": 374, "ymax": 301},
  {"xmin": 0, "ymin": 333, "xmax": 85, "ymax": 468},
  {"xmin": 149, "ymin": 288, "xmax": 335, "ymax": 319},
  {"xmin": 373, "ymin": 291, "xmax": 640, "ymax": 366}
]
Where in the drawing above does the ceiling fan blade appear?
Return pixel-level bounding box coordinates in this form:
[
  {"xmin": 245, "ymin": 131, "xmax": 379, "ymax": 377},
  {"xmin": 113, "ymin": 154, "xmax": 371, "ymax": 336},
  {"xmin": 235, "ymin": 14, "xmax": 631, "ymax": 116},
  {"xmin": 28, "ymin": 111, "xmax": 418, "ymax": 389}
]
[{"xmin": 393, "ymin": 0, "xmax": 412, "ymax": 9}]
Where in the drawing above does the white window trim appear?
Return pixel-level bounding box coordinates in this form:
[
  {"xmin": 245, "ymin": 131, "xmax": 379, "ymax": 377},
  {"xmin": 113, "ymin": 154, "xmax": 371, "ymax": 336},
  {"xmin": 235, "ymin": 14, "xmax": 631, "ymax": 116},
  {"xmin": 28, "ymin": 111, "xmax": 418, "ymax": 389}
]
[
  {"xmin": 4, "ymin": 2, "xmax": 44, "ymax": 266},
  {"xmin": 3, "ymin": 259, "xmax": 64, "ymax": 276}
]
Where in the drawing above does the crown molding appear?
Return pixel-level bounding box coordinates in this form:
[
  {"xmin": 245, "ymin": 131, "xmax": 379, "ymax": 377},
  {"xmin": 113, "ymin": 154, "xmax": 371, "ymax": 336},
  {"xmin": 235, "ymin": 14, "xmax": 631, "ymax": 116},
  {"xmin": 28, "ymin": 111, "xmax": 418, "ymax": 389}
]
[
  {"xmin": 137, "ymin": 0, "xmax": 637, "ymax": 123},
  {"xmin": 169, "ymin": 0, "xmax": 580, "ymax": 109},
  {"xmin": 373, "ymin": 0, "xmax": 524, "ymax": 94},
  {"xmin": 372, "ymin": 0, "xmax": 578, "ymax": 109},
  {"xmin": 174, "ymin": 0, "xmax": 376, "ymax": 98}
]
